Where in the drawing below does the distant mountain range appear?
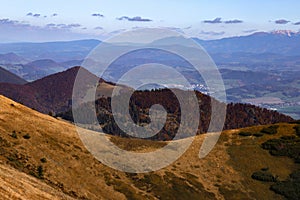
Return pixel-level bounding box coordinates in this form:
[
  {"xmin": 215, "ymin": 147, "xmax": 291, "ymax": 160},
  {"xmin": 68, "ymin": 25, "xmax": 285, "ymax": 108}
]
[
  {"xmin": 0, "ymin": 31, "xmax": 298, "ymax": 118},
  {"xmin": 0, "ymin": 39, "xmax": 100, "ymax": 62},
  {"xmin": 0, "ymin": 30, "xmax": 298, "ymax": 83},
  {"xmin": 0, "ymin": 52, "xmax": 28, "ymax": 64},
  {"xmin": 195, "ymin": 30, "xmax": 300, "ymax": 55},
  {"xmin": 0, "ymin": 30, "xmax": 299, "ymax": 63},
  {"xmin": 0, "ymin": 30, "xmax": 298, "ymax": 80}
]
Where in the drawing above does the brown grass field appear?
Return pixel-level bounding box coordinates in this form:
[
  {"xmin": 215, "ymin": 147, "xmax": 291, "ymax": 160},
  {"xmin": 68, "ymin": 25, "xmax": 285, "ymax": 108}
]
[{"xmin": 0, "ymin": 95, "xmax": 298, "ymax": 199}]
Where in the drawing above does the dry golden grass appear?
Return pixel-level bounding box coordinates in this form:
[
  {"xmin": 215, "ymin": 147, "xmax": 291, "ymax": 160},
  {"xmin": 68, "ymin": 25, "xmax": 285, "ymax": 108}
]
[
  {"xmin": 0, "ymin": 95, "xmax": 298, "ymax": 200},
  {"xmin": 0, "ymin": 95, "xmax": 123, "ymax": 199},
  {"xmin": 0, "ymin": 160, "xmax": 74, "ymax": 200}
]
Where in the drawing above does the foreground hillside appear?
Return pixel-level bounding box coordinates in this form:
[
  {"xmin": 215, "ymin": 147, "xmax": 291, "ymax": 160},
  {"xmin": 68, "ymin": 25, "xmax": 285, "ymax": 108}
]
[
  {"xmin": 0, "ymin": 95, "xmax": 299, "ymax": 199},
  {"xmin": 0, "ymin": 162, "xmax": 74, "ymax": 200}
]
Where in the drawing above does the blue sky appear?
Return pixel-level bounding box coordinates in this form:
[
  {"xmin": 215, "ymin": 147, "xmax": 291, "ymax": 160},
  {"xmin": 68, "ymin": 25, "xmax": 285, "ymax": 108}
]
[{"xmin": 1, "ymin": 0, "xmax": 300, "ymax": 42}]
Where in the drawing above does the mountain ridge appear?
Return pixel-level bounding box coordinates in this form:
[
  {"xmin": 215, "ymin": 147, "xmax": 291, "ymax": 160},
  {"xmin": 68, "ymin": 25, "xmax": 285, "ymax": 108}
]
[
  {"xmin": 0, "ymin": 30, "xmax": 300, "ymax": 63},
  {"xmin": 0, "ymin": 67, "xmax": 97, "ymax": 113},
  {"xmin": 0, "ymin": 39, "xmax": 101, "ymax": 62},
  {"xmin": 0, "ymin": 66, "xmax": 27, "ymax": 84},
  {"xmin": 0, "ymin": 66, "xmax": 127, "ymax": 113},
  {"xmin": 194, "ymin": 30, "xmax": 300, "ymax": 55}
]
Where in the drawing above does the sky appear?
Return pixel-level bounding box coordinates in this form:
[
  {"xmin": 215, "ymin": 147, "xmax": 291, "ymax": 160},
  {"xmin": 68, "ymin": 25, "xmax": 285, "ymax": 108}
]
[{"xmin": 0, "ymin": 0, "xmax": 300, "ymax": 42}]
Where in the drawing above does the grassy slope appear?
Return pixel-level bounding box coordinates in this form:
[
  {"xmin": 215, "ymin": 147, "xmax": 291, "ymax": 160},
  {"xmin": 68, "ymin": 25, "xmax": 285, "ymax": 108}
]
[
  {"xmin": 0, "ymin": 161, "xmax": 74, "ymax": 200},
  {"xmin": 0, "ymin": 94, "xmax": 298, "ymax": 199},
  {"xmin": 224, "ymin": 124, "xmax": 299, "ymax": 200}
]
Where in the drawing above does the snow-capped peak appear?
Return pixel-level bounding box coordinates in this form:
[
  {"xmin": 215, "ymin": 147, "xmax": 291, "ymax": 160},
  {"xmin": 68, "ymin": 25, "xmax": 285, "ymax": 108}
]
[{"xmin": 270, "ymin": 30, "xmax": 299, "ymax": 37}]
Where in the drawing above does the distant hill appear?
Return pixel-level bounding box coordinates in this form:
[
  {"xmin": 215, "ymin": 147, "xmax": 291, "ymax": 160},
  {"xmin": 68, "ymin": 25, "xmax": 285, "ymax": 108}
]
[
  {"xmin": 26, "ymin": 59, "xmax": 64, "ymax": 71},
  {"xmin": 2, "ymin": 58, "xmax": 70, "ymax": 81},
  {"xmin": 60, "ymin": 59, "xmax": 83, "ymax": 69},
  {"xmin": 0, "ymin": 67, "xmax": 124, "ymax": 113},
  {"xmin": 0, "ymin": 39, "xmax": 100, "ymax": 62},
  {"xmin": 0, "ymin": 67, "xmax": 96, "ymax": 113},
  {"xmin": 0, "ymin": 66, "xmax": 27, "ymax": 84},
  {"xmin": 21, "ymin": 59, "xmax": 66, "ymax": 81},
  {"xmin": 0, "ymin": 52, "xmax": 28, "ymax": 64}
]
